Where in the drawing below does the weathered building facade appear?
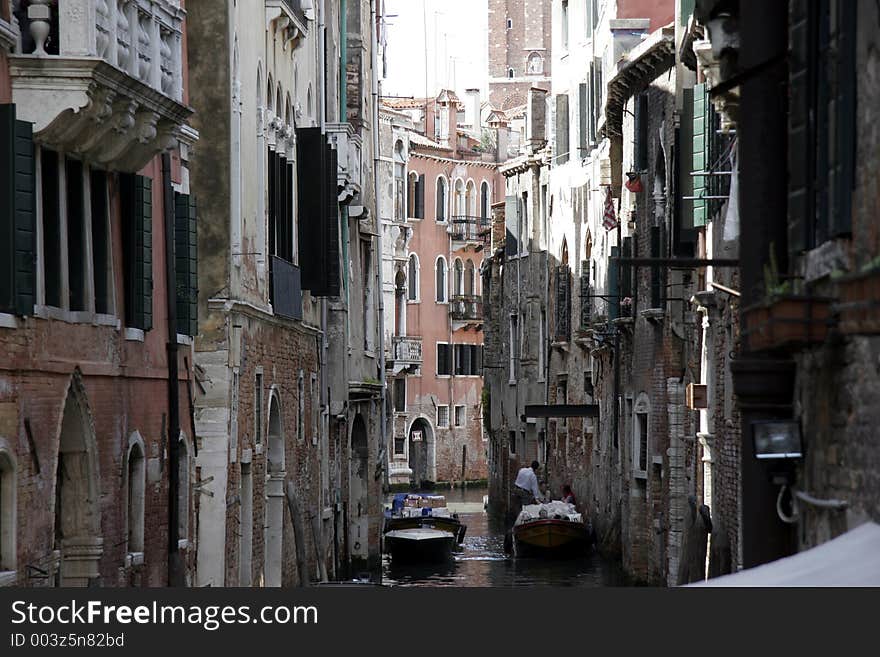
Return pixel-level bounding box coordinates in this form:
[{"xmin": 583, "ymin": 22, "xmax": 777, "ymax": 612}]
[
  {"xmin": 488, "ymin": 0, "xmax": 552, "ymax": 111},
  {"xmin": 381, "ymin": 91, "xmax": 504, "ymax": 487},
  {"xmin": 1, "ymin": 0, "xmax": 196, "ymax": 586},
  {"xmin": 186, "ymin": 0, "xmax": 385, "ymax": 586}
]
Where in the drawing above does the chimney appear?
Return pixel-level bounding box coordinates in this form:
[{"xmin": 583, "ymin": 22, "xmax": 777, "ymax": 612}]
[
  {"xmin": 465, "ymin": 88, "xmax": 481, "ymax": 129},
  {"xmin": 527, "ymin": 87, "xmax": 548, "ymax": 152}
]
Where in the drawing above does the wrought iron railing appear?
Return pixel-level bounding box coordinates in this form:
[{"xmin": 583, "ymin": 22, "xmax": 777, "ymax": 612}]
[{"xmin": 449, "ymin": 215, "xmax": 491, "ymax": 247}]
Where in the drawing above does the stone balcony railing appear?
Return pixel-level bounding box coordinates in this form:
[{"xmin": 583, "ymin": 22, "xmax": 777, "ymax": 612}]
[
  {"xmin": 391, "ymin": 335, "xmax": 422, "ymax": 364},
  {"xmin": 10, "ymin": 0, "xmax": 193, "ymax": 172},
  {"xmin": 326, "ymin": 122, "xmax": 363, "ymax": 204},
  {"xmin": 449, "ymin": 295, "xmax": 483, "ymax": 322},
  {"xmin": 449, "ymin": 215, "xmax": 491, "ymax": 251}
]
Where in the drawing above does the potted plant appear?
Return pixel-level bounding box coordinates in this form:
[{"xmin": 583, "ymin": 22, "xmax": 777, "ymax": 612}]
[{"xmin": 743, "ymin": 248, "xmax": 833, "ymax": 351}]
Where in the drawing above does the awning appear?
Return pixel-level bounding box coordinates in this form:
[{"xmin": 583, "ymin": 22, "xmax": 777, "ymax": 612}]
[
  {"xmin": 524, "ymin": 404, "xmax": 599, "ymax": 418},
  {"xmin": 687, "ymin": 522, "xmax": 880, "ymax": 587}
]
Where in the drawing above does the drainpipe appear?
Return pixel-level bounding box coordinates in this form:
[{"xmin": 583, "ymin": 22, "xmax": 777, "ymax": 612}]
[
  {"xmin": 162, "ymin": 153, "xmax": 184, "ymax": 586},
  {"xmin": 371, "ymin": 0, "xmax": 388, "ymax": 585}
]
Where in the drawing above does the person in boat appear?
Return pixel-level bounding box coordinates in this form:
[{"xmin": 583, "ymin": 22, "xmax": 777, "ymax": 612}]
[
  {"xmin": 539, "ymin": 480, "xmax": 552, "ymax": 503},
  {"xmin": 561, "ymin": 484, "xmax": 576, "ymax": 505},
  {"xmin": 514, "ymin": 461, "xmax": 543, "ymax": 509}
]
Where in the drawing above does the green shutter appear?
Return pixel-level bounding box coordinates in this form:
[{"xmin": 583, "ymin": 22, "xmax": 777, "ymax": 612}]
[
  {"xmin": 175, "ymin": 192, "xmax": 198, "ymax": 337},
  {"xmin": 122, "ymin": 174, "xmax": 153, "ymax": 330},
  {"xmin": 692, "ymin": 83, "xmax": 708, "ymax": 227},
  {"xmin": 0, "ymin": 105, "xmax": 36, "ymax": 316}
]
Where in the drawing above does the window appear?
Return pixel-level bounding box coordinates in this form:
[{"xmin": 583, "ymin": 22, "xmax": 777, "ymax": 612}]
[
  {"xmin": 555, "ymin": 265, "xmax": 571, "ymax": 341},
  {"xmin": 254, "ymin": 372, "xmax": 263, "ymax": 445},
  {"xmin": 437, "ymin": 405, "xmax": 450, "ymax": 428},
  {"xmin": 437, "ymin": 342, "xmax": 452, "ymax": 376},
  {"xmin": 127, "ymin": 439, "xmax": 145, "ymax": 555},
  {"xmin": 120, "ymin": 171, "xmax": 153, "ymax": 330},
  {"xmin": 453, "ymin": 179, "xmax": 465, "ymax": 216},
  {"xmin": 90, "ymin": 171, "xmax": 111, "ymax": 315},
  {"xmin": 509, "ymin": 314, "xmax": 518, "ymax": 383},
  {"xmin": 509, "ymin": 430, "xmax": 516, "ymax": 455},
  {"xmin": 311, "ymin": 372, "xmax": 319, "ymax": 445},
  {"xmin": 435, "ymin": 177, "xmax": 447, "ymax": 222},
  {"xmin": 0, "ymin": 448, "xmax": 16, "ymax": 574},
  {"xmin": 394, "ymin": 435, "xmax": 406, "ymax": 457},
  {"xmin": 561, "ymin": 1, "xmax": 569, "ymax": 51},
  {"xmin": 465, "ymin": 260, "xmax": 475, "ymax": 296},
  {"xmin": 454, "ymin": 344, "xmax": 483, "ymax": 376},
  {"xmin": 507, "ymin": 68, "xmax": 515, "ymax": 79},
  {"xmin": 393, "ymin": 378, "xmax": 406, "ymax": 412},
  {"xmin": 435, "ymin": 256, "xmax": 448, "ymax": 303},
  {"xmin": 520, "ymin": 192, "xmax": 529, "ymax": 255},
  {"xmin": 506, "ymin": 18, "xmax": 512, "ymax": 29},
  {"xmin": 174, "ymin": 192, "xmax": 198, "ymax": 336},
  {"xmin": 557, "ymin": 378, "xmax": 568, "ymax": 428},
  {"xmin": 453, "ymin": 258, "xmax": 464, "ymax": 296},
  {"xmin": 407, "ymin": 254, "xmax": 419, "ymax": 301},
  {"xmin": 527, "ymin": 53, "xmax": 544, "ymax": 75},
  {"xmin": 480, "ymin": 181, "xmax": 490, "ymax": 221},
  {"xmin": 633, "ymin": 394, "xmax": 649, "ymax": 478},
  {"xmin": 362, "ymin": 241, "xmax": 375, "ymax": 351},
  {"xmin": 556, "ymin": 94, "xmax": 570, "ymax": 164},
  {"xmin": 393, "ymin": 141, "xmax": 405, "ymax": 221},
  {"xmin": 454, "ymin": 405, "xmax": 465, "ymax": 427},
  {"xmin": 407, "ymin": 172, "xmax": 425, "ymax": 219}
]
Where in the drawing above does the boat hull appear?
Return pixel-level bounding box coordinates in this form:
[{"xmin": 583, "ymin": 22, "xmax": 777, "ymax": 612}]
[
  {"xmin": 384, "ymin": 529, "xmax": 457, "ymax": 563},
  {"xmin": 513, "ymin": 519, "xmax": 592, "ymax": 558},
  {"xmin": 383, "ymin": 516, "xmax": 467, "ymax": 544}
]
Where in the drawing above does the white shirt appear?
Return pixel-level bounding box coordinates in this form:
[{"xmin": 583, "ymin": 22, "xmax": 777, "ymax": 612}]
[{"xmin": 514, "ymin": 467, "xmax": 542, "ymax": 500}]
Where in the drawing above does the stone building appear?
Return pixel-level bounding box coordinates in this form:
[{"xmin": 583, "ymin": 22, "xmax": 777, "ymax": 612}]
[
  {"xmin": 380, "ymin": 90, "xmax": 506, "ymax": 488},
  {"xmin": 487, "ymin": 0, "xmax": 552, "ymax": 111},
  {"xmin": 694, "ymin": 0, "xmax": 880, "ymax": 573},
  {"xmin": 1, "ymin": 0, "xmax": 196, "ymax": 586},
  {"xmin": 186, "ymin": 0, "xmax": 385, "ymax": 585}
]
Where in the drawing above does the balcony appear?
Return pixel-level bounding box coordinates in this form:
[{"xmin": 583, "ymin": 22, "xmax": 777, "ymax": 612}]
[
  {"xmin": 10, "ymin": 0, "xmax": 192, "ymax": 172},
  {"xmin": 449, "ymin": 216, "xmax": 491, "ymax": 251},
  {"xmin": 270, "ymin": 255, "xmax": 303, "ymax": 320},
  {"xmin": 388, "ymin": 335, "xmax": 422, "ymax": 374},
  {"xmin": 266, "ymin": 1, "xmax": 312, "ymax": 50},
  {"xmin": 449, "ymin": 295, "xmax": 483, "ymax": 330}
]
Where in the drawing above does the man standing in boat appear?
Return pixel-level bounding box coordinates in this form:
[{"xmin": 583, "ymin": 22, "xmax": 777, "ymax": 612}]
[{"xmin": 513, "ymin": 461, "xmax": 543, "ymax": 510}]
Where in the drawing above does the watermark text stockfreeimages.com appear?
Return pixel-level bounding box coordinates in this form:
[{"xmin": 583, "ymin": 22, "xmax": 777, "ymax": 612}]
[{"xmin": 11, "ymin": 600, "xmax": 318, "ymax": 632}]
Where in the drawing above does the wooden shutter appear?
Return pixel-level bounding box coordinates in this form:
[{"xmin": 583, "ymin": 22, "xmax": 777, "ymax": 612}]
[
  {"xmin": 556, "ymin": 94, "xmax": 569, "ymax": 165},
  {"xmin": 831, "ymin": 0, "xmax": 856, "ymax": 237},
  {"xmin": 634, "ymin": 94, "xmax": 648, "ymax": 172},
  {"xmin": 324, "ymin": 143, "xmax": 341, "ymax": 297},
  {"xmin": 0, "ymin": 105, "xmax": 36, "ymax": 316},
  {"xmin": 579, "ymin": 260, "xmax": 591, "ymax": 328},
  {"xmin": 650, "ymin": 227, "xmax": 661, "ymax": 308},
  {"xmin": 504, "ymin": 195, "xmax": 518, "ymax": 256},
  {"xmin": 175, "ymin": 193, "xmax": 198, "ymax": 336},
  {"xmin": 122, "ymin": 174, "xmax": 153, "ymax": 330},
  {"xmin": 296, "ymin": 127, "xmax": 334, "ymax": 294},
  {"xmin": 578, "ymin": 83, "xmax": 588, "ymax": 155},
  {"xmin": 417, "ymin": 174, "xmax": 425, "ymax": 219},
  {"xmin": 438, "ymin": 343, "xmax": 451, "ymax": 376},
  {"xmin": 692, "ymin": 83, "xmax": 708, "ymax": 227},
  {"xmin": 555, "ymin": 265, "xmax": 571, "ymax": 340}
]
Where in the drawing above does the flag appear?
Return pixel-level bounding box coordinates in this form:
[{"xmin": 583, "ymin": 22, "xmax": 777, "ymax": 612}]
[{"xmin": 602, "ymin": 187, "xmax": 618, "ymax": 231}]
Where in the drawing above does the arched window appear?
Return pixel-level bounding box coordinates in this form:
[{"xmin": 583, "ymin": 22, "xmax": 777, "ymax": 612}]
[
  {"xmin": 454, "ymin": 179, "xmax": 465, "ymax": 216},
  {"xmin": 527, "ymin": 52, "xmax": 544, "ymax": 75},
  {"xmin": 0, "ymin": 442, "xmax": 16, "ymax": 574},
  {"xmin": 465, "ymin": 259, "xmax": 475, "ymax": 296},
  {"xmin": 465, "ymin": 180, "xmax": 476, "ymax": 216},
  {"xmin": 407, "ymin": 171, "xmax": 418, "ymax": 218},
  {"xmin": 633, "ymin": 393, "xmax": 650, "ymax": 478},
  {"xmin": 408, "ymin": 254, "xmax": 420, "ymax": 301},
  {"xmin": 506, "ymin": 18, "xmax": 513, "ymax": 29},
  {"xmin": 453, "ymin": 258, "xmax": 464, "ymax": 296},
  {"xmin": 435, "ymin": 257, "xmax": 448, "ymax": 303},
  {"xmin": 435, "ymin": 177, "xmax": 447, "ymax": 222},
  {"xmin": 508, "ymin": 67, "xmax": 515, "ymax": 79},
  {"xmin": 393, "ymin": 141, "xmax": 406, "ymax": 221},
  {"xmin": 127, "ymin": 435, "xmax": 146, "ymax": 555},
  {"xmin": 480, "ymin": 181, "xmax": 490, "ymax": 221}
]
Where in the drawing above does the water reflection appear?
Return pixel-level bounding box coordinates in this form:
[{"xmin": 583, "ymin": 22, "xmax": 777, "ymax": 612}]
[{"xmin": 383, "ymin": 486, "xmax": 624, "ymax": 587}]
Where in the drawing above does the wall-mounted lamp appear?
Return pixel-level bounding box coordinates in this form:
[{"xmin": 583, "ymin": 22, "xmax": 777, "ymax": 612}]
[{"xmin": 752, "ymin": 420, "xmax": 803, "ymax": 460}]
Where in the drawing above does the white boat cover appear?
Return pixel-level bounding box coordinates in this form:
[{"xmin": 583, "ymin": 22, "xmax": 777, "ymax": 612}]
[
  {"xmin": 385, "ymin": 528, "xmax": 455, "ymax": 541},
  {"xmin": 687, "ymin": 522, "xmax": 880, "ymax": 587},
  {"xmin": 515, "ymin": 501, "xmax": 582, "ymax": 526}
]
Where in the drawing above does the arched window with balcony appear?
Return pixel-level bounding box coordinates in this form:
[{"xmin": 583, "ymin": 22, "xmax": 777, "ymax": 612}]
[
  {"xmin": 436, "ymin": 177, "xmax": 448, "ymax": 222},
  {"xmin": 408, "ymin": 254, "xmax": 420, "ymax": 301},
  {"xmin": 435, "ymin": 256, "xmax": 448, "ymax": 302},
  {"xmin": 453, "ymin": 258, "xmax": 464, "ymax": 296},
  {"xmin": 465, "ymin": 259, "xmax": 475, "ymax": 296},
  {"xmin": 453, "ymin": 179, "xmax": 465, "ymax": 217},
  {"xmin": 480, "ymin": 181, "xmax": 490, "ymax": 222}
]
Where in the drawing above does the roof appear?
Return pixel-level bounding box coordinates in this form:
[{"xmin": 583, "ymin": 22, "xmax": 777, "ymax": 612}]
[
  {"xmin": 687, "ymin": 522, "xmax": 880, "ymax": 587},
  {"xmin": 408, "ymin": 131, "xmax": 446, "ymax": 150},
  {"xmin": 602, "ymin": 23, "xmax": 676, "ymax": 139}
]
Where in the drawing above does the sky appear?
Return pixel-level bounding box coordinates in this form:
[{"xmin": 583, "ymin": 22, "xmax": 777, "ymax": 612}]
[{"xmin": 382, "ymin": 0, "xmax": 489, "ymax": 101}]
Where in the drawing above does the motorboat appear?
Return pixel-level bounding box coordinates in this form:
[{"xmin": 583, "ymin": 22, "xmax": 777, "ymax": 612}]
[
  {"xmin": 383, "ymin": 527, "xmax": 457, "ymax": 562},
  {"xmin": 512, "ymin": 501, "xmax": 594, "ymax": 558},
  {"xmin": 383, "ymin": 493, "xmax": 467, "ymax": 545}
]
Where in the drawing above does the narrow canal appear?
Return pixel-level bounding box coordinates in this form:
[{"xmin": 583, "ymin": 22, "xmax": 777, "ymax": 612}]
[{"xmin": 382, "ymin": 486, "xmax": 625, "ymax": 587}]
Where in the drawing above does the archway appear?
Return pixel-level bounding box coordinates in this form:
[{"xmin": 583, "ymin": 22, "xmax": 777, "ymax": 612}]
[
  {"xmin": 54, "ymin": 375, "xmax": 101, "ymax": 587},
  {"xmin": 264, "ymin": 391, "xmax": 285, "ymax": 587},
  {"xmin": 349, "ymin": 414, "xmax": 369, "ymax": 565},
  {"xmin": 407, "ymin": 418, "xmax": 433, "ymax": 488}
]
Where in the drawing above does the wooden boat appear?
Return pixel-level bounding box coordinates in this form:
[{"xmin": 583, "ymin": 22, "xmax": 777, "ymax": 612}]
[
  {"xmin": 383, "ymin": 493, "xmax": 467, "ymax": 545},
  {"xmin": 513, "ymin": 518, "xmax": 592, "ymax": 558},
  {"xmin": 384, "ymin": 528, "xmax": 457, "ymax": 562}
]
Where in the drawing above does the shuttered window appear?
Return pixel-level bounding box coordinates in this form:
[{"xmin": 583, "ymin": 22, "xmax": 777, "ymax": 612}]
[
  {"xmin": 555, "ymin": 94, "xmax": 569, "ymax": 165},
  {"xmin": 437, "ymin": 343, "xmax": 452, "ymax": 376},
  {"xmin": 579, "ymin": 260, "xmax": 592, "ymax": 328},
  {"xmin": 0, "ymin": 104, "xmax": 36, "ymax": 316},
  {"xmin": 692, "ymin": 83, "xmax": 708, "ymax": 227},
  {"xmin": 174, "ymin": 193, "xmax": 198, "ymax": 336},
  {"xmin": 578, "ymin": 83, "xmax": 589, "ymax": 156},
  {"xmin": 121, "ymin": 174, "xmax": 153, "ymax": 331},
  {"xmin": 554, "ymin": 265, "xmax": 571, "ymax": 341}
]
